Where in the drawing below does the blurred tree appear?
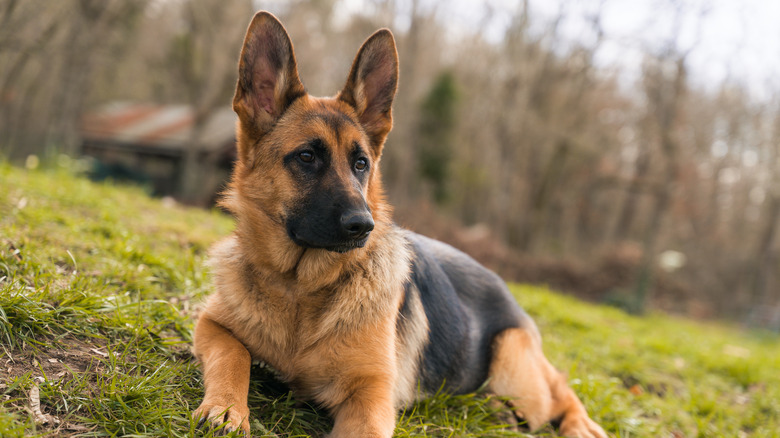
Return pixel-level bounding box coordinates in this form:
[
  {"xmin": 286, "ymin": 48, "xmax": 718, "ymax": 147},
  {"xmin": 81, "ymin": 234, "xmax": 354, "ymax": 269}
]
[
  {"xmin": 0, "ymin": 0, "xmax": 145, "ymax": 158},
  {"xmin": 416, "ymin": 70, "xmax": 458, "ymax": 204},
  {"xmin": 168, "ymin": 0, "xmax": 253, "ymax": 202}
]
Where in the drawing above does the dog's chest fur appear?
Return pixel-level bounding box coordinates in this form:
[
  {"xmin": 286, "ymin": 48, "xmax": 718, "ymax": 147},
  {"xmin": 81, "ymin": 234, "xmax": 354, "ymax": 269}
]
[{"xmin": 201, "ymin": 226, "xmax": 417, "ymax": 405}]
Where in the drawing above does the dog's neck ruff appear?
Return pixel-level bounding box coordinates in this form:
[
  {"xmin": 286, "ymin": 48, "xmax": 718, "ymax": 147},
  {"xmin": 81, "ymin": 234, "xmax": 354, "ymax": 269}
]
[{"xmin": 207, "ymin": 223, "xmax": 412, "ymax": 340}]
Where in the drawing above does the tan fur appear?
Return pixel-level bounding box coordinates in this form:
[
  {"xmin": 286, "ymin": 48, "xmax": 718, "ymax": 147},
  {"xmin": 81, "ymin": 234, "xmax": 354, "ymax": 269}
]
[
  {"xmin": 488, "ymin": 328, "xmax": 607, "ymax": 437},
  {"xmin": 196, "ymin": 225, "xmax": 410, "ymax": 436},
  {"xmin": 191, "ymin": 315, "xmax": 251, "ymax": 433},
  {"xmin": 392, "ymin": 283, "xmax": 429, "ymax": 406}
]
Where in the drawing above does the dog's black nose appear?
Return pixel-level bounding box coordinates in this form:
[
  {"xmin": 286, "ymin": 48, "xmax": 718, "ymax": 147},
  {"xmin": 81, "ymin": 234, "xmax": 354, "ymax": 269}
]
[{"xmin": 341, "ymin": 211, "xmax": 374, "ymax": 239}]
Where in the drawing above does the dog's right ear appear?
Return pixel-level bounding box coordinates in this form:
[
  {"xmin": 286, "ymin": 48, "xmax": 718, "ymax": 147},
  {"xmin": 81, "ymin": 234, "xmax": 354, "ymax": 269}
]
[{"xmin": 233, "ymin": 12, "xmax": 305, "ymax": 142}]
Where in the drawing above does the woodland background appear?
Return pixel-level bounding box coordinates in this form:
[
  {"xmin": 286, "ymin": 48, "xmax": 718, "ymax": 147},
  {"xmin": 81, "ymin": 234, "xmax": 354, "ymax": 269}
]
[{"xmin": 1, "ymin": 0, "xmax": 779, "ymax": 328}]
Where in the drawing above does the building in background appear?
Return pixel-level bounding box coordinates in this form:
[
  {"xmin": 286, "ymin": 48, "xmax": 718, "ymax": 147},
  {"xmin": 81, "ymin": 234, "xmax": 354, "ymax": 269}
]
[{"xmin": 80, "ymin": 102, "xmax": 236, "ymax": 206}]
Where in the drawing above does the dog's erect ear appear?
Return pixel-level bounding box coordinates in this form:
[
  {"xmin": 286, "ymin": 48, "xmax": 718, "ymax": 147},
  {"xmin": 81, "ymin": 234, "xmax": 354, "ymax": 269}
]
[
  {"xmin": 338, "ymin": 29, "xmax": 399, "ymax": 155},
  {"xmin": 233, "ymin": 12, "xmax": 305, "ymax": 139}
]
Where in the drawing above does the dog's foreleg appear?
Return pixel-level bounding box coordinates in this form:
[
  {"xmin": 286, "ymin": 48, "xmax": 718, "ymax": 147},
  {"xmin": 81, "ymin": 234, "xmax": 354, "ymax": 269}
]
[
  {"xmin": 192, "ymin": 314, "xmax": 252, "ymax": 435},
  {"xmin": 327, "ymin": 374, "xmax": 396, "ymax": 438},
  {"xmin": 324, "ymin": 316, "xmax": 398, "ymax": 438}
]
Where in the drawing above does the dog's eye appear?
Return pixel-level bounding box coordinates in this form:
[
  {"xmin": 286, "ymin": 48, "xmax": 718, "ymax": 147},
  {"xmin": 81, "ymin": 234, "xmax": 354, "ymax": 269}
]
[
  {"xmin": 298, "ymin": 151, "xmax": 315, "ymax": 163},
  {"xmin": 355, "ymin": 158, "xmax": 368, "ymax": 171}
]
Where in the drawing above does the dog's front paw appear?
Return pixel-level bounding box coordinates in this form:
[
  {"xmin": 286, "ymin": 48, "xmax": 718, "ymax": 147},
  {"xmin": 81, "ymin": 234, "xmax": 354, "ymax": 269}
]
[
  {"xmin": 558, "ymin": 413, "xmax": 607, "ymax": 438},
  {"xmin": 193, "ymin": 402, "xmax": 250, "ymax": 436}
]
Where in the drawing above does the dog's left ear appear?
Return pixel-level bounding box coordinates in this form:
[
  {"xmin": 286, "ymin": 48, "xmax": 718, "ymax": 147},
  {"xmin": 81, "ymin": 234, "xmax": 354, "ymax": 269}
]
[{"xmin": 338, "ymin": 29, "xmax": 399, "ymax": 155}]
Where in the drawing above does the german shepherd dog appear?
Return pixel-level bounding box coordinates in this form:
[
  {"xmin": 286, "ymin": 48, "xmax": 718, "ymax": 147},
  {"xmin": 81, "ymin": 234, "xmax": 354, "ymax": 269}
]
[{"xmin": 193, "ymin": 11, "xmax": 607, "ymax": 438}]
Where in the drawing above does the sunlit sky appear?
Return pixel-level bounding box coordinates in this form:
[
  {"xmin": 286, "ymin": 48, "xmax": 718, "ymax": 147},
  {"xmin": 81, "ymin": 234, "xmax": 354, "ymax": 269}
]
[{"xmin": 331, "ymin": 0, "xmax": 780, "ymax": 99}]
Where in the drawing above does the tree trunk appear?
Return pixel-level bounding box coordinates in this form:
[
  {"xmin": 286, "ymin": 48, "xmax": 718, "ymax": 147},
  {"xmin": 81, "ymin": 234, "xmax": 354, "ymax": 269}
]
[{"xmin": 614, "ymin": 147, "xmax": 651, "ymax": 241}]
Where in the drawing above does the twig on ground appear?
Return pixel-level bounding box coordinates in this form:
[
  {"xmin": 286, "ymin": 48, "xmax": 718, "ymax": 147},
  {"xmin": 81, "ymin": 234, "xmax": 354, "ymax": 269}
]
[{"xmin": 30, "ymin": 377, "xmax": 60, "ymax": 426}]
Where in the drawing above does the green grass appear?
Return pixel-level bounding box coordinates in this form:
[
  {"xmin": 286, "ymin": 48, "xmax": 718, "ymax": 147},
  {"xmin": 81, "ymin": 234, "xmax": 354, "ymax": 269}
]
[{"xmin": 1, "ymin": 161, "xmax": 779, "ymax": 437}]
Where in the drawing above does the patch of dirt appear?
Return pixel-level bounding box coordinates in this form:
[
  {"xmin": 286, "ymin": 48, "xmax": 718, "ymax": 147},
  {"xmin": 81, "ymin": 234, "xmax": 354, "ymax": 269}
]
[
  {"xmin": 1, "ymin": 336, "xmax": 111, "ymax": 437},
  {"xmin": 3, "ymin": 337, "xmax": 108, "ymax": 380}
]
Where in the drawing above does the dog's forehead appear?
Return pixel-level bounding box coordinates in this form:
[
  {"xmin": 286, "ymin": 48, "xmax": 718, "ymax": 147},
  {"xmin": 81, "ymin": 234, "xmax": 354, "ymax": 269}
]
[{"xmin": 279, "ymin": 96, "xmax": 364, "ymax": 151}]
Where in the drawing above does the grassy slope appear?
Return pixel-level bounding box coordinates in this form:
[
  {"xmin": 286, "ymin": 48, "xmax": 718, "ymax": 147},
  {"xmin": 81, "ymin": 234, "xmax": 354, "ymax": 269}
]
[{"xmin": 1, "ymin": 163, "xmax": 779, "ymax": 437}]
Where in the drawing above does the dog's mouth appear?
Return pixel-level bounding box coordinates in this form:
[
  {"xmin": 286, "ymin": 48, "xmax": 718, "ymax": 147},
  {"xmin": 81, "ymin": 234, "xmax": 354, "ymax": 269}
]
[
  {"xmin": 289, "ymin": 231, "xmax": 370, "ymax": 253},
  {"xmin": 326, "ymin": 236, "xmax": 370, "ymax": 253}
]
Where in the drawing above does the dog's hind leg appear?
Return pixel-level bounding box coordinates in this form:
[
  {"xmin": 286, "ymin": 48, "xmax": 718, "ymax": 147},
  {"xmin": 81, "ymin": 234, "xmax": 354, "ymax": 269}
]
[{"xmin": 487, "ymin": 326, "xmax": 606, "ymax": 438}]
